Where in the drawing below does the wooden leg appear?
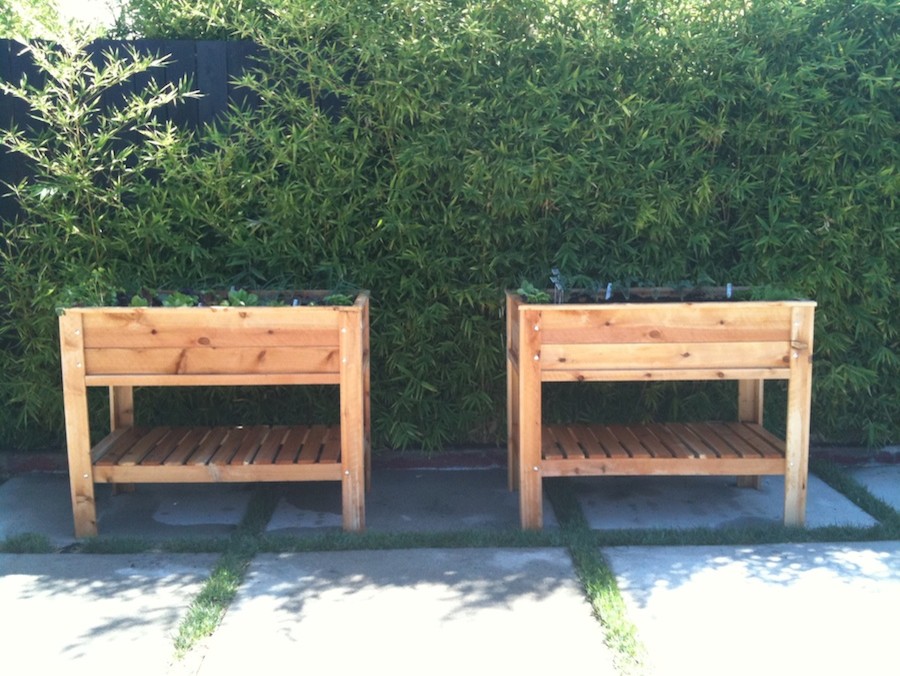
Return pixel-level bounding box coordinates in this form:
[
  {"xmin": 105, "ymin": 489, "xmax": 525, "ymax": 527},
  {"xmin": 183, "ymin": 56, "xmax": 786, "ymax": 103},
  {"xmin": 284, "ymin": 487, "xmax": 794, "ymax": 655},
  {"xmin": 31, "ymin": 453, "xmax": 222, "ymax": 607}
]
[
  {"xmin": 519, "ymin": 309, "xmax": 543, "ymax": 530},
  {"xmin": 110, "ymin": 386, "xmax": 136, "ymax": 495},
  {"xmin": 737, "ymin": 379, "xmax": 764, "ymax": 489},
  {"xmin": 340, "ymin": 310, "xmax": 366, "ymax": 532},
  {"xmin": 784, "ymin": 307, "xmax": 815, "ymax": 526},
  {"xmin": 59, "ymin": 313, "xmax": 98, "ymax": 538}
]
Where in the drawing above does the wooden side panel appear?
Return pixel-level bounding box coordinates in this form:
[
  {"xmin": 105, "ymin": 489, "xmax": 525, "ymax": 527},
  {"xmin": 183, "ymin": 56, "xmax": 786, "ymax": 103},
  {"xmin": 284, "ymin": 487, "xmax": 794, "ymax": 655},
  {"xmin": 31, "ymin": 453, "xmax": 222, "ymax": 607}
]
[
  {"xmin": 539, "ymin": 303, "xmax": 798, "ymax": 344},
  {"xmin": 84, "ymin": 346, "xmax": 339, "ymax": 376},
  {"xmin": 79, "ymin": 306, "xmax": 341, "ymax": 348},
  {"xmin": 541, "ymin": 342, "xmax": 791, "ymax": 372},
  {"xmin": 59, "ymin": 312, "xmax": 98, "ymax": 538}
]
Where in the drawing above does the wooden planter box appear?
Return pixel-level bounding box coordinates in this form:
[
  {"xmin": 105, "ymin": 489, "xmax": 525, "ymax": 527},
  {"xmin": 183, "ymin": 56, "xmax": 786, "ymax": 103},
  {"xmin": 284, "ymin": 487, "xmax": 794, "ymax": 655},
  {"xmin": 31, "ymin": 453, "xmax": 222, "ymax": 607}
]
[
  {"xmin": 506, "ymin": 290, "xmax": 816, "ymax": 530},
  {"xmin": 59, "ymin": 291, "xmax": 370, "ymax": 537}
]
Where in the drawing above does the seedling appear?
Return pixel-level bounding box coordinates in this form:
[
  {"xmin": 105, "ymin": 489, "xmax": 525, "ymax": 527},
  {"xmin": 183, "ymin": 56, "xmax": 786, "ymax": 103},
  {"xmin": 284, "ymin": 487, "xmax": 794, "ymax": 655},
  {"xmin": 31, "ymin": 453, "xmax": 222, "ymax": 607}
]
[{"xmin": 517, "ymin": 281, "xmax": 551, "ymax": 303}]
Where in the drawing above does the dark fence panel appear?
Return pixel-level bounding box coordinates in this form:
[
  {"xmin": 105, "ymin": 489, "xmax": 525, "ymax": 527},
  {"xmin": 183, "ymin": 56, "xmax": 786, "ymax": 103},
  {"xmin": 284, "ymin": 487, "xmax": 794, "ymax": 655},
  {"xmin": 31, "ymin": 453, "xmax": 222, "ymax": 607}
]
[{"xmin": 0, "ymin": 38, "xmax": 262, "ymax": 224}]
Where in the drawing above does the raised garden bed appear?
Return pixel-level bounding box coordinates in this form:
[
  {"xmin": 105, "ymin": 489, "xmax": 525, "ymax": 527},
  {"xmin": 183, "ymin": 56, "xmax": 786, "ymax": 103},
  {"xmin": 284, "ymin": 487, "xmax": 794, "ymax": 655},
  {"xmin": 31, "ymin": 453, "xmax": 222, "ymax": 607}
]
[
  {"xmin": 506, "ymin": 289, "xmax": 816, "ymax": 530},
  {"xmin": 58, "ymin": 290, "xmax": 370, "ymax": 537}
]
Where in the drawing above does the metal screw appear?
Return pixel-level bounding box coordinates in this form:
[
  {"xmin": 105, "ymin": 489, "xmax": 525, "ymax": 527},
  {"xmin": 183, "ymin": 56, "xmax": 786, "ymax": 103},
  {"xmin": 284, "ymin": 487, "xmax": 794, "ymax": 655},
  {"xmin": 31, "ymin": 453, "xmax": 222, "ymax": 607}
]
[
  {"xmin": 533, "ymin": 466, "xmax": 539, "ymax": 471},
  {"xmin": 533, "ymin": 355, "xmax": 539, "ymax": 361},
  {"xmin": 533, "ymin": 324, "xmax": 540, "ymax": 331}
]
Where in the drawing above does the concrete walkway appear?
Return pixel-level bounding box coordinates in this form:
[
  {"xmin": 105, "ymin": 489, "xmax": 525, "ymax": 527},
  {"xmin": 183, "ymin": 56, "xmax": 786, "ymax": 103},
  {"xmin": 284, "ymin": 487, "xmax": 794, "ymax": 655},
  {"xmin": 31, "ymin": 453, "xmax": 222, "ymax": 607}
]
[{"xmin": 1, "ymin": 460, "xmax": 897, "ymax": 675}]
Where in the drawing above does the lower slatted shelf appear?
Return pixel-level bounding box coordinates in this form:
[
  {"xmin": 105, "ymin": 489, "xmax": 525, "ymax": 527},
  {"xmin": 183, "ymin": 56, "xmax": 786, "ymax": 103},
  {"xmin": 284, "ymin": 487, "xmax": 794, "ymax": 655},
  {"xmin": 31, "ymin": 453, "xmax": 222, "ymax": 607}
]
[
  {"xmin": 541, "ymin": 422, "xmax": 786, "ymax": 477},
  {"xmin": 91, "ymin": 425, "xmax": 344, "ymax": 483}
]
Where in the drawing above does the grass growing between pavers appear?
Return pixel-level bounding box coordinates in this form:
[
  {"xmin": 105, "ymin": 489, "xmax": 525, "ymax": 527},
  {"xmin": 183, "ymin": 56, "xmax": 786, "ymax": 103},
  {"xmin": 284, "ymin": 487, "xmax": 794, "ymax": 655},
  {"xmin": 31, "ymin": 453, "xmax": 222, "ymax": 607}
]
[{"xmin": 2, "ymin": 462, "xmax": 898, "ymax": 675}]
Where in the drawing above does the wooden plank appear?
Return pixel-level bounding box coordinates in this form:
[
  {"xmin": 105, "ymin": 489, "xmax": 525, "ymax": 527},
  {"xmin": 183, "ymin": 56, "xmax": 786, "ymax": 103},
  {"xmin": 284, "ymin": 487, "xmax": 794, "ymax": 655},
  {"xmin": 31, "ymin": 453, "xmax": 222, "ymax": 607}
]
[
  {"xmin": 542, "ymin": 368, "xmax": 789, "ymax": 382},
  {"xmin": 570, "ymin": 424, "xmax": 607, "ymax": 459},
  {"xmin": 229, "ymin": 425, "xmax": 269, "ymax": 465},
  {"xmin": 86, "ymin": 373, "xmax": 341, "ymax": 387},
  {"xmin": 541, "ymin": 455, "xmax": 785, "ymax": 478},
  {"xmin": 553, "ymin": 425, "xmax": 588, "ymax": 459},
  {"xmin": 94, "ymin": 461, "xmax": 344, "ymax": 484},
  {"xmin": 252, "ymin": 426, "xmax": 289, "ymax": 465},
  {"xmin": 188, "ymin": 427, "xmax": 230, "ymax": 465},
  {"xmin": 162, "ymin": 428, "xmax": 212, "ymax": 466},
  {"xmin": 78, "ymin": 306, "xmax": 342, "ymax": 348},
  {"xmin": 541, "ymin": 342, "xmax": 790, "ymax": 372},
  {"xmin": 538, "ymin": 303, "xmax": 797, "ymax": 344},
  {"xmin": 737, "ymin": 380, "xmax": 765, "ymax": 487},
  {"xmin": 275, "ymin": 426, "xmax": 309, "ymax": 465},
  {"xmin": 59, "ymin": 312, "xmax": 98, "ymax": 537},
  {"xmin": 631, "ymin": 425, "xmax": 677, "ymax": 458},
  {"xmin": 703, "ymin": 422, "xmax": 763, "ymax": 459},
  {"xmin": 117, "ymin": 426, "xmax": 176, "ymax": 466},
  {"xmin": 84, "ymin": 346, "xmax": 340, "ymax": 376},
  {"xmin": 586, "ymin": 425, "xmax": 631, "ymax": 458},
  {"xmin": 692, "ymin": 423, "xmax": 743, "ymax": 458},
  {"xmin": 518, "ymin": 308, "xmax": 544, "ymax": 529},
  {"xmin": 340, "ymin": 307, "xmax": 366, "ymax": 531},
  {"xmin": 542, "ymin": 426, "xmax": 564, "ymax": 460},
  {"xmin": 93, "ymin": 427, "xmax": 143, "ymax": 465},
  {"xmin": 319, "ymin": 427, "xmax": 342, "ymax": 464},
  {"xmin": 297, "ymin": 425, "xmax": 327, "ymax": 464},
  {"xmin": 734, "ymin": 423, "xmax": 785, "ymax": 457},
  {"xmin": 607, "ymin": 425, "xmax": 654, "ymax": 459},
  {"xmin": 784, "ymin": 305, "xmax": 815, "ymax": 526},
  {"xmin": 665, "ymin": 423, "xmax": 718, "ymax": 459},
  {"xmin": 644, "ymin": 424, "xmax": 697, "ymax": 458}
]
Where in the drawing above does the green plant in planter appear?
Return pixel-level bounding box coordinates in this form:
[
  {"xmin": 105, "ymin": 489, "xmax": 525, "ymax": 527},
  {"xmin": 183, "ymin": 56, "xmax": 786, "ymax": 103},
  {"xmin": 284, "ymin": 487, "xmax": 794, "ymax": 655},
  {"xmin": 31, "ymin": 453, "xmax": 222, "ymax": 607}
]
[
  {"xmin": 517, "ymin": 281, "xmax": 551, "ymax": 304},
  {"xmin": 162, "ymin": 291, "xmax": 200, "ymax": 307},
  {"xmin": 221, "ymin": 287, "xmax": 260, "ymax": 306}
]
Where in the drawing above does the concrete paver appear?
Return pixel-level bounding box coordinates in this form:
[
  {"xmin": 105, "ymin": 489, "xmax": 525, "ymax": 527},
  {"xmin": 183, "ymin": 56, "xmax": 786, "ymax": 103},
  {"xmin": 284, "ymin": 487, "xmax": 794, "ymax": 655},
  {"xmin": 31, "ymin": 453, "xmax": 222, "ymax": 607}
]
[
  {"xmin": 267, "ymin": 468, "xmax": 559, "ymax": 534},
  {"xmin": 0, "ymin": 460, "xmax": 897, "ymax": 676},
  {"xmin": 572, "ymin": 474, "xmax": 878, "ymax": 530},
  {"xmin": 603, "ymin": 541, "xmax": 900, "ymax": 676},
  {"xmin": 0, "ymin": 553, "xmax": 218, "ymax": 676},
  {"xmin": 848, "ymin": 464, "xmax": 900, "ymax": 511},
  {"xmin": 197, "ymin": 548, "xmax": 616, "ymax": 675}
]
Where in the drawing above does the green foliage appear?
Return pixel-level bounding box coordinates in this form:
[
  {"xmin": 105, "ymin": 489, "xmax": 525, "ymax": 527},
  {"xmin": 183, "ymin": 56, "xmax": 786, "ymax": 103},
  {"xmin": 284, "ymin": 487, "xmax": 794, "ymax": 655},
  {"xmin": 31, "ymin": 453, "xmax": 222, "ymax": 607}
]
[
  {"xmin": 113, "ymin": 0, "xmax": 272, "ymax": 39},
  {"xmin": 0, "ymin": 27, "xmax": 199, "ymax": 443},
  {"xmin": 517, "ymin": 282, "xmax": 551, "ymax": 304},
  {"xmin": 0, "ymin": 0, "xmax": 61, "ymax": 39},
  {"xmin": 1, "ymin": 0, "xmax": 898, "ymax": 450}
]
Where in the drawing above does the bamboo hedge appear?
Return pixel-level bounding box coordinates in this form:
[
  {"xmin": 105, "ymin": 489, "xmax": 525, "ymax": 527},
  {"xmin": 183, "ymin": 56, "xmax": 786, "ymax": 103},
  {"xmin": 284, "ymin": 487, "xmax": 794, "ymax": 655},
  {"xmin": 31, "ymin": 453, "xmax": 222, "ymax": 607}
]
[{"xmin": 1, "ymin": 0, "xmax": 897, "ymax": 451}]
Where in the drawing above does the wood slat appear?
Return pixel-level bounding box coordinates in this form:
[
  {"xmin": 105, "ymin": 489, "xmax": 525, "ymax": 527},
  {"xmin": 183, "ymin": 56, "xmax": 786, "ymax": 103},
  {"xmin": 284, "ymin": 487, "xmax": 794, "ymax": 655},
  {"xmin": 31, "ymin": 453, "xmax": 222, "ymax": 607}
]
[
  {"xmin": 733, "ymin": 423, "xmax": 785, "ymax": 458},
  {"xmin": 546, "ymin": 423, "xmax": 787, "ymax": 470},
  {"xmin": 644, "ymin": 424, "xmax": 698, "ymax": 459},
  {"xmin": 187, "ymin": 427, "xmax": 230, "ymax": 465},
  {"xmin": 607, "ymin": 424, "xmax": 655, "ymax": 459},
  {"xmin": 117, "ymin": 427, "xmax": 178, "ymax": 466},
  {"xmin": 542, "ymin": 367, "xmax": 790, "ymax": 382},
  {"xmin": 541, "ymin": 342, "xmax": 790, "ymax": 372},
  {"xmin": 90, "ymin": 425, "xmax": 344, "ymax": 473},
  {"xmin": 252, "ymin": 426, "xmax": 289, "ymax": 465},
  {"xmin": 140, "ymin": 427, "xmax": 193, "ymax": 465},
  {"xmin": 93, "ymin": 427, "xmax": 143, "ymax": 465},
  {"xmin": 587, "ymin": 425, "xmax": 632, "ymax": 458},
  {"xmin": 84, "ymin": 346, "xmax": 339, "ymax": 376},
  {"xmin": 208, "ymin": 427, "xmax": 250, "ymax": 465},
  {"xmin": 537, "ymin": 303, "xmax": 797, "ymax": 345},
  {"xmin": 275, "ymin": 426, "xmax": 309, "ymax": 465},
  {"xmin": 164, "ymin": 428, "xmax": 213, "ymax": 466},
  {"xmin": 229, "ymin": 426, "xmax": 270, "ymax": 465},
  {"xmin": 297, "ymin": 425, "xmax": 328, "ymax": 464},
  {"xmin": 319, "ymin": 428, "xmax": 342, "ymax": 464},
  {"xmin": 542, "ymin": 426, "xmax": 564, "ymax": 460},
  {"xmin": 79, "ymin": 306, "xmax": 342, "ymax": 349}
]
